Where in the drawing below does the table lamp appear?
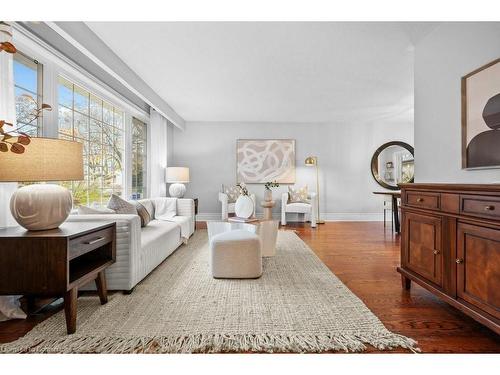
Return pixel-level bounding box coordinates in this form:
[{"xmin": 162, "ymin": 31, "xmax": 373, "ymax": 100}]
[
  {"xmin": 305, "ymin": 156, "xmax": 325, "ymax": 224},
  {"xmin": 0, "ymin": 137, "xmax": 84, "ymax": 231},
  {"xmin": 166, "ymin": 167, "xmax": 190, "ymax": 198}
]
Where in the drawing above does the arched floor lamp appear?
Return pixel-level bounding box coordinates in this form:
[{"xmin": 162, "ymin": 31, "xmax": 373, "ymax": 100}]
[{"xmin": 305, "ymin": 156, "xmax": 325, "ymax": 224}]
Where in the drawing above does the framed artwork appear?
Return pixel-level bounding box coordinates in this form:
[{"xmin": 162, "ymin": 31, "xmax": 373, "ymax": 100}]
[
  {"xmin": 236, "ymin": 139, "xmax": 295, "ymax": 183},
  {"xmin": 462, "ymin": 58, "xmax": 500, "ymax": 169}
]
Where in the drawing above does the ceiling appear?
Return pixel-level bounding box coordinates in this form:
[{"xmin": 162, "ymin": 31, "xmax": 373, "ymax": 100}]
[{"xmin": 86, "ymin": 22, "xmax": 437, "ymax": 123}]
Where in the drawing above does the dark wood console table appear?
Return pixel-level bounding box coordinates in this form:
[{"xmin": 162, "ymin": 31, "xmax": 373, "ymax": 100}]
[
  {"xmin": 0, "ymin": 221, "xmax": 116, "ymax": 334},
  {"xmin": 398, "ymin": 183, "xmax": 499, "ymax": 334}
]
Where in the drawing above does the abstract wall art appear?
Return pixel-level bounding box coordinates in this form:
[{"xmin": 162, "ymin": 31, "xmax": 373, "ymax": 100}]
[
  {"xmin": 236, "ymin": 139, "xmax": 295, "ymax": 183},
  {"xmin": 462, "ymin": 58, "xmax": 500, "ymax": 169}
]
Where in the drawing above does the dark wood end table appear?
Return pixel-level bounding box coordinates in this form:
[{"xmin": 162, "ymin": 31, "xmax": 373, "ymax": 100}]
[{"xmin": 0, "ymin": 221, "xmax": 116, "ymax": 334}]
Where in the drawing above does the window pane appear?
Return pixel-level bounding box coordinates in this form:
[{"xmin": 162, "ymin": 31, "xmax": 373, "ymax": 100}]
[
  {"xmin": 58, "ymin": 77, "xmax": 73, "ymax": 108},
  {"xmin": 14, "ymin": 53, "xmax": 43, "ymax": 136},
  {"xmin": 58, "ymin": 105, "xmax": 73, "ymax": 138},
  {"xmin": 131, "ymin": 118, "xmax": 147, "ymax": 199},
  {"xmin": 103, "ymin": 102, "xmax": 113, "ymax": 124},
  {"xmin": 13, "ymin": 57, "xmax": 37, "ymax": 93},
  {"xmin": 74, "ymin": 112, "xmax": 89, "ymax": 140},
  {"xmin": 90, "ymin": 94, "xmax": 102, "ymax": 120},
  {"xmin": 74, "ymin": 85, "xmax": 89, "ymax": 114},
  {"xmin": 58, "ymin": 76, "xmax": 124, "ymax": 206},
  {"xmin": 15, "ymin": 87, "xmax": 37, "ymax": 127}
]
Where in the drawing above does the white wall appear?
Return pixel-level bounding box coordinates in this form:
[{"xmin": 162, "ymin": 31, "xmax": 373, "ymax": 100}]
[
  {"xmin": 414, "ymin": 22, "xmax": 500, "ymax": 183},
  {"xmin": 170, "ymin": 121, "xmax": 413, "ymax": 220}
]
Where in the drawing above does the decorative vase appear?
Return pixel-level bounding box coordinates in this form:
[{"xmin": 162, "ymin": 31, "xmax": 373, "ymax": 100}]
[
  {"xmin": 235, "ymin": 195, "xmax": 254, "ymax": 219},
  {"xmin": 10, "ymin": 184, "xmax": 73, "ymax": 230},
  {"xmin": 264, "ymin": 189, "xmax": 272, "ymax": 202}
]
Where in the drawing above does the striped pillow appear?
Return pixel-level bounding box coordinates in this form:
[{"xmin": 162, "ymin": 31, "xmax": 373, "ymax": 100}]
[{"xmin": 132, "ymin": 201, "xmax": 152, "ymax": 227}]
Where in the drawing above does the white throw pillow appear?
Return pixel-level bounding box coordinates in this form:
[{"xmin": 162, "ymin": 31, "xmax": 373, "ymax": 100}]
[
  {"xmin": 107, "ymin": 194, "xmax": 137, "ymax": 214},
  {"xmin": 288, "ymin": 186, "xmax": 309, "ymax": 203},
  {"xmin": 224, "ymin": 185, "xmax": 240, "ymax": 203},
  {"xmin": 78, "ymin": 205, "xmax": 115, "ymax": 215}
]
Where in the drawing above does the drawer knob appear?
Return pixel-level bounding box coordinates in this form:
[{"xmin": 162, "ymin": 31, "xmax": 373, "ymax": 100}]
[
  {"xmin": 484, "ymin": 205, "xmax": 495, "ymax": 211},
  {"xmin": 456, "ymin": 258, "xmax": 464, "ymax": 264},
  {"xmin": 416, "ymin": 198, "xmax": 424, "ymax": 202},
  {"xmin": 433, "ymin": 250, "xmax": 440, "ymax": 255}
]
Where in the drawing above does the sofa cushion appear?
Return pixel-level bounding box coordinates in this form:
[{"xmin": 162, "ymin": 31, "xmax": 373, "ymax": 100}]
[
  {"xmin": 140, "ymin": 220, "xmax": 180, "ymax": 249},
  {"xmin": 107, "ymin": 194, "xmax": 137, "ymax": 214},
  {"xmin": 285, "ymin": 202, "xmax": 311, "ymax": 213},
  {"xmin": 77, "ymin": 206, "xmax": 115, "ymax": 215}
]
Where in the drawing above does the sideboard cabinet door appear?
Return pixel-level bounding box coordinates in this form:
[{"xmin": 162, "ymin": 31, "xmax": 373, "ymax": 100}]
[
  {"xmin": 402, "ymin": 211, "xmax": 443, "ymax": 288},
  {"xmin": 457, "ymin": 222, "xmax": 500, "ymax": 320}
]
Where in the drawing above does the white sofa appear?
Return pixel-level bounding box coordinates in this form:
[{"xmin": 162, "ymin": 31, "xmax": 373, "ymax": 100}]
[
  {"xmin": 67, "ymin": 198, "xmax": 195, "ymax": 293},
  {"xmin": 281, "ymin": 192, "xmax": 317, "ymax": 227}
]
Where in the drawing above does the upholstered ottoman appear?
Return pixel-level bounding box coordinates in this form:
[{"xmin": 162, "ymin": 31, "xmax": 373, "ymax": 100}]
[{"xmin": 209, "ymin": 229, "xmax": 262, "ymax": 279}]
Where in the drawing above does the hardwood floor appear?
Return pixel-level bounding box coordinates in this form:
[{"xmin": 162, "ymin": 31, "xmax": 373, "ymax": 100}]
[
  {"xmin": 288, "ymin": 221, "xmax": 500, "ymax": 353},
  {"xmin": 0, "ymin": 221, "xmax": 498, "ymax": 353}
]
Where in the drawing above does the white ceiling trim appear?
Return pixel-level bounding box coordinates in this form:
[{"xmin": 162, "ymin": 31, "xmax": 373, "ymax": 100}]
[{"xmin": 45, "ymin": 22, "xmax": 185, "ymax": 130}]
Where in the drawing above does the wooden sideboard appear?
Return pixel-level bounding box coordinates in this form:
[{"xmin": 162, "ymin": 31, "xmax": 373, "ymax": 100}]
[{"xmin": 398, "ymin": 183, "xmax": 499, "ymax": 334}]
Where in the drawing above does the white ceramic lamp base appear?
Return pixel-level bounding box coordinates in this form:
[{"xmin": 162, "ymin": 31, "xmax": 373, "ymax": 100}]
[
  {"xmin": 169, "ymin": 183, "xmax": 186, "ymax": 198},
  {"xmin": 10, "ymin": 184, "xmax": 73, "ymax": 231}
]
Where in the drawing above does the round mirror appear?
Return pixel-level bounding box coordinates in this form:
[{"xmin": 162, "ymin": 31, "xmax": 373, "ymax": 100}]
[{"xmin": 371, "ymin": 141, "xmax": 414, "ymax": 190}]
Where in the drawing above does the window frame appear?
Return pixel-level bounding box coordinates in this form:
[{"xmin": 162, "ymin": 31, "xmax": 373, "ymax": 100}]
[{"xmin": 12, "ymin": 29, "xmax": 150, "ymax": 203}]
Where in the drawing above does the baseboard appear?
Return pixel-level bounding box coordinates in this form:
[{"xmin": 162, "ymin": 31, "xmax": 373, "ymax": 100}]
[{"xmin": 197, "ymin": 212, "xmax": 385, "ymax": 222}]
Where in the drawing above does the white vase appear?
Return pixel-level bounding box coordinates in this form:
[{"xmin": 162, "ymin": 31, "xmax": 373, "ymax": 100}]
[
  {"xmin": 264, "ymin": 189, "xmax": 272, "ymax": 202},
  {"xmin": 235, "ymin": 195, "xmax": 254, "ymax": 219}
]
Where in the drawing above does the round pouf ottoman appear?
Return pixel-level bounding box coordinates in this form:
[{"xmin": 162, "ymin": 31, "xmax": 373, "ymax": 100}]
[{"xmin": 209, "ymin": 229, "xmax": 262, "ymax": 279}]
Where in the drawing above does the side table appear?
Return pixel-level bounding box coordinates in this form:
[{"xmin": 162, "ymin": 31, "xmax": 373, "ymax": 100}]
[
  {"xmin": 260, "ymin": 200, "xmax": 275, "ymax": 220},
  {"xmin": 0, "ymin": 221, "xmax": 116, "ymax": 334}
]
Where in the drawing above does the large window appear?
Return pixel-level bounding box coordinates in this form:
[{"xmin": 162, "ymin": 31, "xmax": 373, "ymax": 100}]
[
  {"xmin": 58, "ymin": 76, "xmax": 124, "ymax": 207},
  {"xmin": 131, "ymin": 117, "xmax": 147, "ymax": 199},
  {"xmin": 13, "ymin": 52, "xmax": 43, "ymax": 135}
]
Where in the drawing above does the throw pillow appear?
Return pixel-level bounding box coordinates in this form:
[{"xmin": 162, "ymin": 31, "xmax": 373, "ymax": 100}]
[
  {"xmin": 288, "ymin": 186, "xmax": 309, "ymax": 203},
  {"xmin": 78, "ymin": 206, "xmax": 115, "ymax": 215},
  {"xmin": 224, "ymin": 185, "xmax": 240, "ymax": 203},
  {"xmin": 131, "ymin": 201, "xmax": 151, "ymax": 227},
  {"xmin": 107, "ymin": 194, "xmax": 137, "ymax": 214},
  {"xmin": 138, "ymin": 199, "xmax": 155, "ymax": 219}
]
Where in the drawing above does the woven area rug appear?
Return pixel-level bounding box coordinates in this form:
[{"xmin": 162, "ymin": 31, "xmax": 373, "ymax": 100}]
[{"xmin": 0, "ymin": 230, "xmax": 418, "ymax": 353}]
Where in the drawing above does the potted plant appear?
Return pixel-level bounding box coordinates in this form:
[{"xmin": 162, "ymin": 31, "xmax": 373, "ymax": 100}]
[{"xmin": 264, "ymin": 181, "xmax": 279, "ymax": 202}]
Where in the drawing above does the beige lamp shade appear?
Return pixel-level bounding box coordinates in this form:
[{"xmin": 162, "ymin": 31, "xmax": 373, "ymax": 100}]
[
  {"xmin": 0, "ymin": 137, "xmax": 84, "ymax": 182},
  {"xmin": 166, "ymin": 167, "xmax": 190, "ymax": 183}
]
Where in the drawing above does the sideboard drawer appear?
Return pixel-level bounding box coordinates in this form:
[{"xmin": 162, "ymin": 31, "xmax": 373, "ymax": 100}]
[
  {"xmin": 69, "ymin": 227, "xmax": 114, "ymax": 260},
  {"xmin": 406, "ymin": 191, "xmax": 440, "ymax": 210},
  {"xmin": 461, "ymin": 195, "xmax": 500, "ymax": 220}
]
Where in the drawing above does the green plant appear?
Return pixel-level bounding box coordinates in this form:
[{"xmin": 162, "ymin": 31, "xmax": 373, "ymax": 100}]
[{"xmin": 264, "ymin": 181, "xmax": 280, "ymax": 190}]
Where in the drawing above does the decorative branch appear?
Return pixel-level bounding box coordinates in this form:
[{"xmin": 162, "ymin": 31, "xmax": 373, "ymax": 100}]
[{"xmin": 0, "ymin": 95, "xmax": 52, "ymax": 154}]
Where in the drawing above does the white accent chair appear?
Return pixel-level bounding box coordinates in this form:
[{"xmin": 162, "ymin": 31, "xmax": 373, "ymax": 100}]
[
  {"xmin": 281, "ymin": 191, "xmax": 317, "ymax": 227},
  {"xmin": 218, "ymin": 191, "xmax": 256, "ymax": 220}
]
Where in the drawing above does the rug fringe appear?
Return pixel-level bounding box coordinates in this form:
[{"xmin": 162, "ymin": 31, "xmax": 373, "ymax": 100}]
[{"xmin": 0, "ymin": 332, "xmax": 420, "ymax": 354}]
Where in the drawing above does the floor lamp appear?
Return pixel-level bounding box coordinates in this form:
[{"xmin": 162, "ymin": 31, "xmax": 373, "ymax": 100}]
[{"xmin": 305, "ymin": 156, "xmax": 325, "ymax": 224}]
